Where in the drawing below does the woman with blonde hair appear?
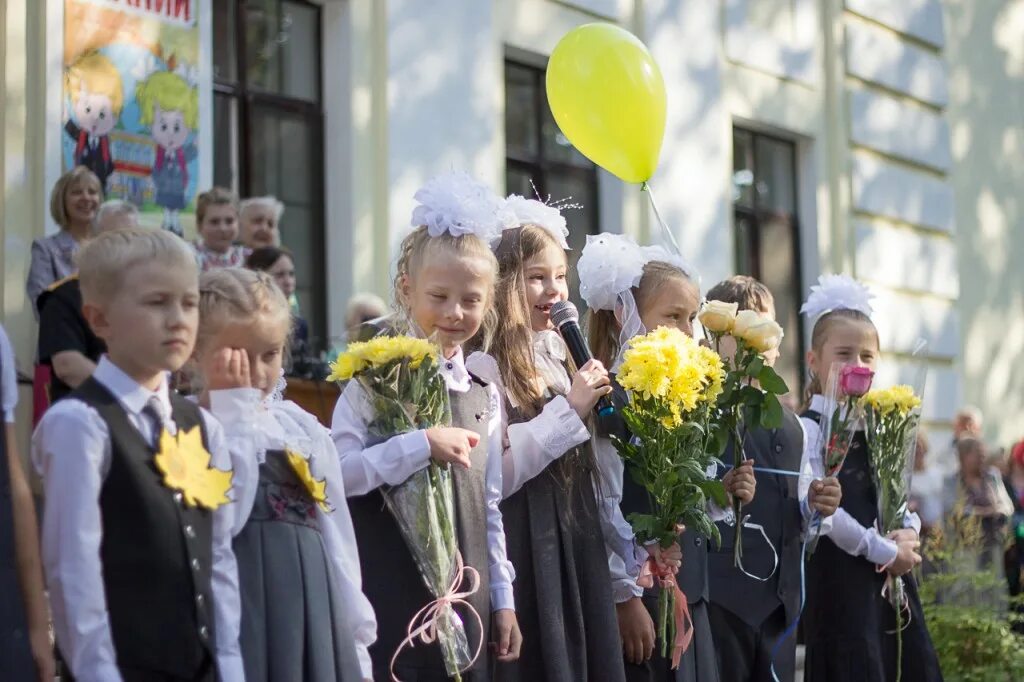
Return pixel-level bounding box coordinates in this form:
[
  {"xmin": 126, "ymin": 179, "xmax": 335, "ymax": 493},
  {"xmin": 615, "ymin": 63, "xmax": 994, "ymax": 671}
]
[{"xmin": 26, "ymin": 166, "xmax": 102, "ymax": 315}]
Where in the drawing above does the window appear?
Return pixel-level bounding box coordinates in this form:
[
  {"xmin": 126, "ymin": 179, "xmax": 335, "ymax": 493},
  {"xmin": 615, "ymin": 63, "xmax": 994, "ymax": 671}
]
[
  {"xmin": 732, "ymin": 128, "xmax": 803, "ymax": 396},
  {"xmin": 504, "ymin": 57, "xmax": 599, "ymax": 296},
  {"xmin": 213, "ymin": 0, "xmax": 326, "ymax": 351}
]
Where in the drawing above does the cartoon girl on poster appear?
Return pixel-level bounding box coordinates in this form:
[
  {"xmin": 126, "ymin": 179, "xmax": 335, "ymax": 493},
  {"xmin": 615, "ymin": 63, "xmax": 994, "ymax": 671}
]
[
  {"xmin": 136, "ymin": 69, "xmax": 199, "ymax": 236},
  {"xmin": 64, "ymin": 50, "xmax": 124, "ymax": 193}
]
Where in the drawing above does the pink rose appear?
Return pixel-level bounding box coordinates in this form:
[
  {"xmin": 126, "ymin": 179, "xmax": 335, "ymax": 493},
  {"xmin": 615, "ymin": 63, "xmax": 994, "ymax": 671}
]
[{"xmin": 839, "ymin": 365, "xmax": 874, "ymax": 397}]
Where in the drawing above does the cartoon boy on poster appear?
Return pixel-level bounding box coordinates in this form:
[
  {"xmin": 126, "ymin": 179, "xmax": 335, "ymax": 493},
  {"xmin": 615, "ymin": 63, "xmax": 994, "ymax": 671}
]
[{"xmin": 64, "ymin": 49, "xmax": 123, "ymax": 193}]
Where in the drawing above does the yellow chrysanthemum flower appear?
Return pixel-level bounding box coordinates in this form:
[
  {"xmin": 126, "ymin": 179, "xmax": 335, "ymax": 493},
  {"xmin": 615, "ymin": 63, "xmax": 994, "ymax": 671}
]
[
  {"xmin": 863, "ymin": 385, "xmax": 921, "ymax": 416},
  {"xmin": 327, "ymin": 335, "xmax": 438, "ymax": 382},
  {"xmin": 618, "ymin": 327, "xmax": 724, "ymax": 422}
]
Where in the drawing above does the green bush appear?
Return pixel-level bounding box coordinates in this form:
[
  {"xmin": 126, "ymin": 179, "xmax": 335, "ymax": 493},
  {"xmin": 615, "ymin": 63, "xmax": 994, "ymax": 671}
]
[{"xmin": 918, "ymin": 515, "xmax": 1024, "ymax": 681}]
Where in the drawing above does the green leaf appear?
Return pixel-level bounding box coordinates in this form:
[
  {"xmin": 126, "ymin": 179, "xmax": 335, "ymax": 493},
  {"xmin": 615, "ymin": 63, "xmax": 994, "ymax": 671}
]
[
  {"xmin": 761, "ymin": 393, "xmax": 784, "ymax": 429},
  {"xmin": 745, "ymin": 356, "xmax": 764, "ymax": 379},
  {"xmin": 757, "ymin": 365, "xmax": 789, "ymax": 394},
  {"xmin": 697, "ymin": 479, "xmax": 729, "ymax": 508}
]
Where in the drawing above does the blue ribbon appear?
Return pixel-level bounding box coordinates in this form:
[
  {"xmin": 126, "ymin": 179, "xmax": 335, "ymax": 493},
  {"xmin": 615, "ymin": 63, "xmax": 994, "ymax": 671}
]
[
  {"xmin": 769, "ymin": 532, "xmax": 810, "ymax": 682},
  {"xmin": 721, "ymin": 464, "xmax": 803, "ymax": 478}
]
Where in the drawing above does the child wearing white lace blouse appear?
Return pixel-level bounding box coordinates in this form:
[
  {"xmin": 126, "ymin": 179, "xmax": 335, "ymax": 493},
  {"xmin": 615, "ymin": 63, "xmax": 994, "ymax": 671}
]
[
  {"xmin": 465, "ymin": 197, "xmax": 627, "ymax": 682},
  {"xmin": 332, "ymin": 172, "xmax": 519, "ymax": 681},
  {"xmin": 194, "ymin": 267, "xmax": 373, "ymax": 682}
]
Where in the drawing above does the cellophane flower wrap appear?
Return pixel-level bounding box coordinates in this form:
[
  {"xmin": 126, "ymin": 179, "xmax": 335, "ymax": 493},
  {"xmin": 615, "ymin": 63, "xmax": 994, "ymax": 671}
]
[
  {"xmin": 862, "ymin": 383, "xmax": 924, "ymax": 682},
  {"xmin": 328, "ymin": 335, "xmax": 474, "ymax": 679},
  {"xmin": 806, "ymin": 363, "xmax": 874, "ymax": 552},
  {"xmin": 698, "ymin": 302, "xmax": 788, "ymax": 566},
  {"xmin": 613, "ymin": 326, "xmax": 727, "ymax": 666}
]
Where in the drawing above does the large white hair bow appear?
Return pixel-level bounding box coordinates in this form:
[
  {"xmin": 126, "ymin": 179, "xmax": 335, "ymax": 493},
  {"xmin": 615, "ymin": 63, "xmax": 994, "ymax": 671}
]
[
  {"xmin": 800, "ymin": 274, "xmax": 874, "ymax": 321},
  {"xmin": 577, "ymin": 233, "xmax": 648, "ymax": 312},
  {"xmin": 495, "ymin": 195, "xmax": 570, "ymax": 250},
  {"xmin": 410, "ymin": 171, "xmax": 503, "ymax": 242}
]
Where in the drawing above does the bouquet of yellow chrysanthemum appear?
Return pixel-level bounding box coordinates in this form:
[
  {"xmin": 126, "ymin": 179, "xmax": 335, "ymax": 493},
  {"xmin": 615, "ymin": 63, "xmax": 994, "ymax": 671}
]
[
  {"xmin": 863, "ymin": 383, "xmax": 924, "ymax": 681},
  {"xmin": 614, "ymin": 326, "xmax": 727, "ymax": 666},
  {"xmin": 329, "ymin": 335, "xmax": 474, "ymax": 679}
]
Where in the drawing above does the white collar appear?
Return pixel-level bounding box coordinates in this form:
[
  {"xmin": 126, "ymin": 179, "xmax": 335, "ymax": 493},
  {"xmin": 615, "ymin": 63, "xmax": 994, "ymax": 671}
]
[
  {"xmin": 93, "ymin": 356, "xmax": 173, "ymax": 419},
  {"xmin": 440, "ymin": 346, "xmax": 471, "ymax": 393}
]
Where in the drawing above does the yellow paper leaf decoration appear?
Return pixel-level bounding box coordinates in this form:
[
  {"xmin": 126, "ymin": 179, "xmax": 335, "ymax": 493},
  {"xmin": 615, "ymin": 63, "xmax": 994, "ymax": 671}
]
[
  {"xmin": 153, "ymin": 426, "xmax": 233, "ymax": 510},
  {"xmin": 286, "ymin": 449, "xmax": 332, "ymax": 512}
]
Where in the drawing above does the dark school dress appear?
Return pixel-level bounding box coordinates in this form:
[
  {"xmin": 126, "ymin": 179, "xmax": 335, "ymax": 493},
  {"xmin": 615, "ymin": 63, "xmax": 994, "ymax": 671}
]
[
  {"xmin": 494, "ymin": 399, "xmax": 626, "ymax": 682},
  {"xmin": 0, "ymin": 349, "xmax": 36, "ymax": 681},
  {"xmin": 801, "ymin": 409, "xmax": 943, "ymax": 682},
  {"xmin": 603, "ymin": 380, "xmax": 716, "ymax": 682},
  {"xmin": 37, "ymin": 275, "xmax": 106, "ymax": 403},
  {"xmin": 233, "ymin": 449, "xmax": 364, "ymax": 681},
  {"xmin": 348, "ymin": 378, "xmax": 492, "ymax": 681},
  {"xmin": 66, "ymin": 378, "xmax": 220, "ymax": 682},
  {"xmin": 706, "ymin": 409, "xmax": 804, "ymax": 682}
]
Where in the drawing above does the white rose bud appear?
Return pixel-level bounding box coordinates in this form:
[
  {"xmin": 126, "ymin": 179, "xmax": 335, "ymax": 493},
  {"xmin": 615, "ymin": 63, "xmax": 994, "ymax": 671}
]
[
  {"xmin": 698, "ymin": 300, "xmax": 739, "ymax": 334},
  {"xmin": 732, "ymin": 310, "xmax": 784, "ymax": 353}
]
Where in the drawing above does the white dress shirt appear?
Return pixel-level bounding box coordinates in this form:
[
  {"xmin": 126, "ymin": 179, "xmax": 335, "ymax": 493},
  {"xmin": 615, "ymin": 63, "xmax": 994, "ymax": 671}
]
[
  {"xmin": 800, "ymin": 394, "xmax": 921, "ymax": 567},
  {"xmin": 331, "ymin": 346, "xmax": 516, "ymax": 612},
  {"xmin": 209, "ymin": 387, "xmax": 377, "ymax": 678},
  {"xmin": 31, "ymin": 356, "xmax": 243, "ymax": 682},
  {"xmin": 0, "ymin": 324, "xmax": 17, "ymax": 422}
]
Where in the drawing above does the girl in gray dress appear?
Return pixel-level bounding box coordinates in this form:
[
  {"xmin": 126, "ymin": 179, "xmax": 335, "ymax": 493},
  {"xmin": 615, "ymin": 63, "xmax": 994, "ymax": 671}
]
[{"xmin": 194, "ymin": 268, "xmax": 374, "ymax": 682}]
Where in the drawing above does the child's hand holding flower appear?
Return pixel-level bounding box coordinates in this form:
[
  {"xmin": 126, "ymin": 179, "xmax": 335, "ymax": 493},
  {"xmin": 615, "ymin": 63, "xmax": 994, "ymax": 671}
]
[
  {"xmin": 723, "ymin": 459, "xmax": 757, "ymax": 504},
  {"xmin": 808, "ymin": 477, "xmax": 842, "ymax": 516}
]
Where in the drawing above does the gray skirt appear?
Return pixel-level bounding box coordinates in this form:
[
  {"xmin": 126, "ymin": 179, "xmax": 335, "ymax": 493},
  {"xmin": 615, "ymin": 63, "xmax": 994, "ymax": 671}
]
[{"xmin": 233, "ymin": 451, "xmax": 363, "ymax": 682}]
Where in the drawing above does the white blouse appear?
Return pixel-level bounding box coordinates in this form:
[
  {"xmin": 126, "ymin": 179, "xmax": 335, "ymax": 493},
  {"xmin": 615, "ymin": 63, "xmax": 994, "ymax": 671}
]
[
  {"xmin": 208, "ymin": 387, "xmax": 377, "ymax": 679},
  {"xmin": 800, "ymin": 394, "xmax": 921, "ymax": 566},
  {"xmin": 331, "ymin": 346, "xmax": 516, "ymax": 612}
]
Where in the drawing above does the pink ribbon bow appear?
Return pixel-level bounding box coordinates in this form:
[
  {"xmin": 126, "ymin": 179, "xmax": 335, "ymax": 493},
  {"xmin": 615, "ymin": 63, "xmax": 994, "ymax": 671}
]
[
  {"xmin": 638, "ymin": 557, "xmax": 694, "ymax": 669},
  {"xmin": 390, "ymin": 550, "xmax": 484, "ymax": 681}
]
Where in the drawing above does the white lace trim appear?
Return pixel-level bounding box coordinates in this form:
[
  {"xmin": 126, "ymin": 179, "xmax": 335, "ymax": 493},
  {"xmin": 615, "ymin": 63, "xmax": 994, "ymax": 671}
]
[{"xmin": 533, "ymin": 395, "xmax": 589, "ymax": 457}]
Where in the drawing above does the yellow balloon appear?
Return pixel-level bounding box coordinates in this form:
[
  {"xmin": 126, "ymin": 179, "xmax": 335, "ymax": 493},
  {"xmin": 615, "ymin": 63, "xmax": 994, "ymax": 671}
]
[{"xmin": 546, "ymin": 23, "xmax": 666, "ymax": 184}]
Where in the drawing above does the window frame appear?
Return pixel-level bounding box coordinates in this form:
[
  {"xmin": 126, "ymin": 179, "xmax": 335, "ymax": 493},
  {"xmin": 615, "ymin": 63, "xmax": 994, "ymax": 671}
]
[
  {"xmin": 503, "ymin": 51, "xmax": 600, "ymax": 238},
  {"xmin": 732, "ymin": 126, "xmax": 804, "ymax": 394},
  {"xmin": 213, "ymin": 0, "xmax": 328, "ymax": 352}
]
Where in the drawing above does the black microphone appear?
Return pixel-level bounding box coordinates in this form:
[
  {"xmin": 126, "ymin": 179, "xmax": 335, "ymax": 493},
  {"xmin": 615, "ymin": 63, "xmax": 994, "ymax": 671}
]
[{"xmin": 549, "ymin": 300, "xmax": 617, "ymax": 419}]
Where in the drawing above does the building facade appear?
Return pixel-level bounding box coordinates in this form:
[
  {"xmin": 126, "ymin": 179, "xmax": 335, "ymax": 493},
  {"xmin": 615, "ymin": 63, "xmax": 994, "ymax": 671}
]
[{"xmin": 2, "ymin": 0, "xmax": 1022, "ymax": 460}]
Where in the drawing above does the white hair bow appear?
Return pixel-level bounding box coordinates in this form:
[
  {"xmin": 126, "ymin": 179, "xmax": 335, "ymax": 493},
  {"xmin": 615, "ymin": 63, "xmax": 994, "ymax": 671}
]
[
  {"xmin": 410, "ymin": 171, "xmax": 504, "ymax": 242},
  {"xmin": 800, "ymin": 274, "xmax": 874, "ymax": 321}
]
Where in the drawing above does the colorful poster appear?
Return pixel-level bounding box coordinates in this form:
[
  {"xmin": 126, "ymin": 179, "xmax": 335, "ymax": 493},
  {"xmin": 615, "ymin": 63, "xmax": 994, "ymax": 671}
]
[{"xmin": 62, "ymin": 0, "xmax": 200, "ymax": 236}]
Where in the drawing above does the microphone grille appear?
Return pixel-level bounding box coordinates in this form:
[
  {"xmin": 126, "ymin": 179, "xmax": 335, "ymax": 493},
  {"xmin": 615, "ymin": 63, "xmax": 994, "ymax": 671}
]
[{"xmin": 549, "ymin": 300, "xmax": 579, "ymax": 328}]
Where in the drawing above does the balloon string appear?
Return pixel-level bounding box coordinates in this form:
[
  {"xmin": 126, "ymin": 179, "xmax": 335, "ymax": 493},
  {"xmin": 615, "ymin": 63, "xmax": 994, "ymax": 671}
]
[{"xmin": 641, "ymin": 181, "xmax": 682, "ymax": 257}]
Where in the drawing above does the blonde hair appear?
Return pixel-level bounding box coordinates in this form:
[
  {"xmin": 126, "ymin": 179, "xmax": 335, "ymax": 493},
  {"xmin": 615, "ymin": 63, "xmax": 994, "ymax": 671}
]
[
  {"xmin": 65, "ymin": 50, "xmax": 124, "ymax": 115},
  {"xmin": 481, "ymin": 225, "xmax": 563, "ymax": 417},
  {"xmin": 197, "ymin": 267, "xmax": 291, "ymax": 352},
  {"xmin": 587, "ymin": 260, "xmax": 697, "ymax": 369},
  {"xmin": 136, "ymin": 71, "xmax": 199, "ymax": 130},
  {"xmin": 802, "ymin": 308, "xmax": 880, "ymax": 408},
  {"xmin": 50, "ymin": 166, "xmax": 103, "ymax": 229},
  {"xmin": 393, "ymin": 225, "xmax": 499, "ymax": 344},
  {"xmin": 196, "ymin": 187, "xmax": 238, "ymax": 224},
  {"xmin": 96, "ymin": 199, "xmax": 139, "ymax": 231},
  {"xmin": 78, "ymin": 227, "xmax": 197, "ymax": 305}
]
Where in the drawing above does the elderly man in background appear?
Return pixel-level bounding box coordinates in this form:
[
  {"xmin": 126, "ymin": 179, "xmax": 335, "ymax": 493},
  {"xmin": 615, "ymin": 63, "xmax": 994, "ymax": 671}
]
[{"xmin": 36, "ymin": 200, "xmax": 139, "ymax": 403}]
